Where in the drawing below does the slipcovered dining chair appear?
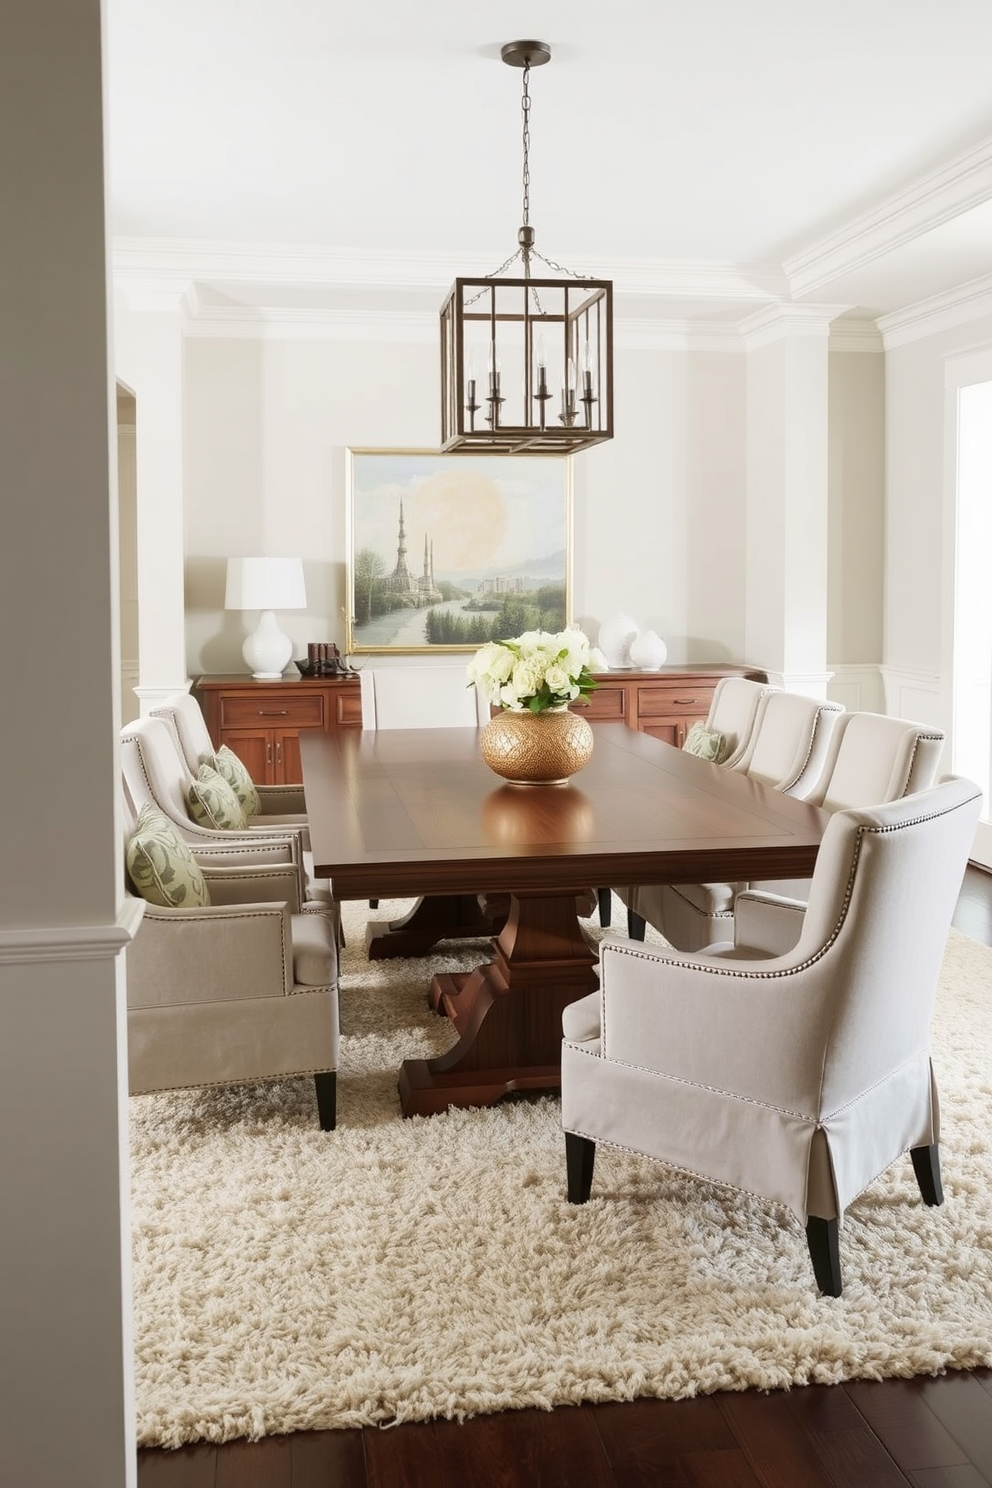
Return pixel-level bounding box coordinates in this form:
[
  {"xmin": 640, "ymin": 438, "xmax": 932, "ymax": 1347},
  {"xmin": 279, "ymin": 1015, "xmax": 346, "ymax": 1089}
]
[
  {"xmin": 124, "ymin": 798, "xmax": 340, "ymax": 1129},
  {"xmin": 624, "ymin": 691, "xmax": 844, "ymax": 950},
  {"xmin": 734, "ymin": 711, "xmax": 945, "ymax": 953},
  {"xmin": 151, "ymin": 689, "xmax": 309, "ymax": 830},
  {"xmin": 562, "ymin": 776, "xmax": 982, "ymax": 1295},
  {"xmin": 596, "ymin": 676, "xmax": 777, "ymax": 927},
  {"xmin": 359, "ymin": 665, "xmax": 491, "ymax": 729},
  {"xmin": 120, "ymin": 716, "xmax": 337, "ymax": 919}
]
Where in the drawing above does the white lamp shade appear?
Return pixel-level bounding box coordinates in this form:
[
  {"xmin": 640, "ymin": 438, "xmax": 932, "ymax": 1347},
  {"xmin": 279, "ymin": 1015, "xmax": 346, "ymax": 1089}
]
[{"xmin": 225, "ymin": 556, "xmax": 307, "ymax": 612}]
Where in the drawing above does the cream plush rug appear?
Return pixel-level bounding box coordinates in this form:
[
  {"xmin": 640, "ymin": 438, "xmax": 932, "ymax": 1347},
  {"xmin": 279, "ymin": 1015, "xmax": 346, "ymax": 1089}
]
[{"xmin": 130, "ymin": 899, "xmax": 992, "ymax": 1448}]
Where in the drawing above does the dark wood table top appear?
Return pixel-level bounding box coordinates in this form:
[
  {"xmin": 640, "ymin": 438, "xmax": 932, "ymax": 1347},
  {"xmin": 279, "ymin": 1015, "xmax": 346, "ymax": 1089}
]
[{"xmin": 300, "ymin": 723, "xmax": 830, "ymax": 901}]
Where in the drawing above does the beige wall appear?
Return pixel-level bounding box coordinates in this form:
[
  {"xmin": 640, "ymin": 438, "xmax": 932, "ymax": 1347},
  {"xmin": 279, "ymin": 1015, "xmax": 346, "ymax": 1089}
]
[{"xmin": 177, "ymin": 331, "xmax": 755, "ymax": 675}]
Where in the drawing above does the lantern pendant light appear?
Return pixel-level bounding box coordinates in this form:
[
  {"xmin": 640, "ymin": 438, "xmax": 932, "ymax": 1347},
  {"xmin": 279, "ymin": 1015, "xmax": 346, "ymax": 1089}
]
[{"xmin": 440, "ymin": 40, "xmax": 614, "ymax": 455}]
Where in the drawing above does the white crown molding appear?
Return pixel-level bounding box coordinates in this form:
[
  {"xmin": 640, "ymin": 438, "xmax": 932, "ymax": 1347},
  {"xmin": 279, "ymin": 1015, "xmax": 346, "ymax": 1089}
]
[
  {"xmin": 828, "ymin": 319, "xmax": 884, "ymax": 353},
  {"xmin": 877, "ymin": 272, "xmax": 992, "ymax": 350},
  {"xmin": 784, "ymin": 135, "xmax": 992, "ymax": 299},
  {"xmin": 738, "ymin": 302, "xmax": 851, "ymax": 350},
  {"xmin": 111, "ymin": 237, "xmax": 788, "ymax": 307},
  {"xmin": 0, "ymin": 900, "xmax": 144, "ymax": 965}
]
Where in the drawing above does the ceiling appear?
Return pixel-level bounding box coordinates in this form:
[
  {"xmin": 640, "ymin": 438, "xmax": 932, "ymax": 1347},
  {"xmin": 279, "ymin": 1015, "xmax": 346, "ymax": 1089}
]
[{"xmin": 105, "ymin": 0, "xmax": 992, "ymax": 324}]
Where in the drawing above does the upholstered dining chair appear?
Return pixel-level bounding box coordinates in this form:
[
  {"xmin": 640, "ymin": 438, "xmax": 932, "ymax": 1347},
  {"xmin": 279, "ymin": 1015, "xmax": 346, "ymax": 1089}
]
[
  {"xmin": 732, "ymin": 711, "xmax": 945, "ymax": 954},
  {"xmin": 151, "ymin": 690, "xmax": 309, "ymax": 830},
  {"xmin": 124, "ymin": 801, "xmax": 340, "ymax": 1129},
  {"xmin": 359, "ymin": 664, "xmax": 491, "ymax": 729},
  {"xmin": 596, "ymin": 676, "xmax": 777, "ymax": 928},
  {"xmin": 623, "ymin": 691, "xmax": 844, "ymax": 950},
  {"xmin": 120, "ymin": 716, "xmax": 337, "ymax": 918},
  {"xmin": 562, "ymin": 776, "xmax": 982, "ymax": 1296}
]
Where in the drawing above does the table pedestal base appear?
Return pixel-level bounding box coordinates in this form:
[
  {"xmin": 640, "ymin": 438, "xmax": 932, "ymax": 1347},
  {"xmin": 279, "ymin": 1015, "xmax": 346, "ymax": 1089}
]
[
  {"xmin": 366, "ymin": 894, "xmax": 502, "ymax": 959},
  {"xmin": 398, "ymin": 888, "xmax": 599, "ymax": 1117}
]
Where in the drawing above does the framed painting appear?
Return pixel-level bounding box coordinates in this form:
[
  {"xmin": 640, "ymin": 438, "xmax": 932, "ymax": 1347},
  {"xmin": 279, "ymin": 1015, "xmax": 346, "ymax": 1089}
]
[{"xmin": 345, "ymin": 449, "xmax": 573, "ymax": 654}]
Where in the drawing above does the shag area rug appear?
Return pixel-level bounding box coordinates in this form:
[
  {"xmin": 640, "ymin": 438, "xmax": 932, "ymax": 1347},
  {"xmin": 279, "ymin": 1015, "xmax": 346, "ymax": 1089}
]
[{"xmin": 130, "ymin": 899, "xmax": 992, "ymax": 1448}]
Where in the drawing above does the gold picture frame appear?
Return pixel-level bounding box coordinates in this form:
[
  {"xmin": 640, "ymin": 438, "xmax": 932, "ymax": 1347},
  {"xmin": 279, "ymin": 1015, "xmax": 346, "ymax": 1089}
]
[{"xmin": 345, "ymin": 448, "xmax": 573, "ymax": 655}]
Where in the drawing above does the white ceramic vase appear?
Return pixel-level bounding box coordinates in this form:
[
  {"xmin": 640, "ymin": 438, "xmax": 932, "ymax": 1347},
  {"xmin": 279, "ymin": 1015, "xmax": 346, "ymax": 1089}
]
[
  {"xmin": 598, "ymin": 612, "xmax": 639, "ymax": 669},
  {"xmin": 628, "ymin": 629, "xmax": 668, "ymax": 670}
]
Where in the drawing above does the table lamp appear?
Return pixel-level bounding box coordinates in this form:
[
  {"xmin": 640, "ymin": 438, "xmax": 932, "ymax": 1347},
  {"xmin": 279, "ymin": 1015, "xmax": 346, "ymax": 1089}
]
[{"xmin": 225, "ymin": 556, "xmax": 307, "ymax": 678}]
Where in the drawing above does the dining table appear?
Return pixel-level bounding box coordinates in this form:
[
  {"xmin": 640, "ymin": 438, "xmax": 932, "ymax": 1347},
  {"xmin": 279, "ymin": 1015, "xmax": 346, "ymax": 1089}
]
[{"xmin": 300, "ymin": 722, "xmax": 830, "ymax": 1117}]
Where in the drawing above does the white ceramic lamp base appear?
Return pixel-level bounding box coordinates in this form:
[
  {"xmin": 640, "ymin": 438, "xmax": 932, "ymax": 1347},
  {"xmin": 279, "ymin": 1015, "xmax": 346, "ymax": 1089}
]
[{"xmin": 242, "ymin": 609, "xmax": 294, "ymax": 679}]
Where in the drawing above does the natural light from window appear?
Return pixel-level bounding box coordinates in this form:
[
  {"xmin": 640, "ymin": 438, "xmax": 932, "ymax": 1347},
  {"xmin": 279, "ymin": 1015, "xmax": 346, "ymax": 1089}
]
[{"xmin": 954, "ymin": 380, "xmax": 992, "ymax": 842}]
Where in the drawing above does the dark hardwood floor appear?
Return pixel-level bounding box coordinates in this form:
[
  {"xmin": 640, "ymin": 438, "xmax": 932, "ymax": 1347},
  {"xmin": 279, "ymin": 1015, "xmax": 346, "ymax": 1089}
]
[{"xmin": 138, "ymin": 865, "xmax": 992, "ymax": 1488}]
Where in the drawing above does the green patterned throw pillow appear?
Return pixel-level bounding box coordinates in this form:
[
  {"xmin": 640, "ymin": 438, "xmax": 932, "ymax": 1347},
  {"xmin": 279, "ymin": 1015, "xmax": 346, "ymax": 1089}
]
[
  {"xmin": 126, "ymin": 804, "xmax": 210, "ymax": 907},
  {"xmin": 682, "ymin": 721, "xmax": 730, "ymax": 764},
  {"xmin": 209, "ymin": 744, "xmax": 261, "ymax": 817},
  {"xmin": 187, "ymin": 763, "xmax": 249, "ymax": 830}
]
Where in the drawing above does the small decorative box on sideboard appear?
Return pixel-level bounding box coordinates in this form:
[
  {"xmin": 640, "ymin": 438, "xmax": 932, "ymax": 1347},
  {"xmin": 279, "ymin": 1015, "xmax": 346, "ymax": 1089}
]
[{"xmin": 194, "ymin": 664, "xmax": 766, "ymax": 786}]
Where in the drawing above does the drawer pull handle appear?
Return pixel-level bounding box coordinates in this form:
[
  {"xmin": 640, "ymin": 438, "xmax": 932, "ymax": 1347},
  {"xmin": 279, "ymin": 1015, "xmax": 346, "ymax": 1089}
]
[
  {"xmin": 259, "ymin": 709, "xmax": 289, "ymax": 717},
  {"xmin": 673, "ymin": 697, "xmax": 698, "ymax": 705}
]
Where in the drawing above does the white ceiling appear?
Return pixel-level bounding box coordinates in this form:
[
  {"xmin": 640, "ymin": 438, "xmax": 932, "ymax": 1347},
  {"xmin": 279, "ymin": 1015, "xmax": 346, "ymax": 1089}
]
[{"xmin": 105, "ymin": 0, "xmax": 992, "ymax": 322}]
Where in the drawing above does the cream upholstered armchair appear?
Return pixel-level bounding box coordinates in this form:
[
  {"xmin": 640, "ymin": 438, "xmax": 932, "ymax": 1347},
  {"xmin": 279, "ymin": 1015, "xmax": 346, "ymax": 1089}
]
[
  {"xmin": 696, "ymin": 675, "xmax": 779, "ymax": 769},
  {"xmin": 120, "ymin": 716, "xmax": 336, "ymax": 918},
  {"xmin": 124, "ymin": 802, "xmax": 340, "ymax": 1128},
  {"xmin": 624, "ymin": 691, "xmax": 844, "ymax": 949},
  {"xmin": 597, "ymin": 676, "xmax": 776, "ymax": 927},
  {"xmin": 359, "ymin": 665, "xmax": 491, "ymax": 729},
  {"xmin": 562, "ymin": 777, "xmax": 982, "ymax": 1295},
  {"xmin": 735, "ymin": 711, "xmax": 945, "ymax": 953},
  {"xmin": 151, "ymin": 690, "xmax": 309, "ymax": 828}
]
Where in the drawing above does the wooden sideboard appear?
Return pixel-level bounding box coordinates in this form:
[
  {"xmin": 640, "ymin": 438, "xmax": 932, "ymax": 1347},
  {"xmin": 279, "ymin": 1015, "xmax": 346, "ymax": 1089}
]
[{"xmin": 194, "ymin": 664, "xmax": 766, "ymax": 786}]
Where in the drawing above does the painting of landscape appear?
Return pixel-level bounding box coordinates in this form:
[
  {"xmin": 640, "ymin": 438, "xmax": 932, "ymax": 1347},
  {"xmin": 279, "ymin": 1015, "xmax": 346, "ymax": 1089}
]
[{"xmin": 345, "ymin": 450, "xmax": 572, "ymax": 654}]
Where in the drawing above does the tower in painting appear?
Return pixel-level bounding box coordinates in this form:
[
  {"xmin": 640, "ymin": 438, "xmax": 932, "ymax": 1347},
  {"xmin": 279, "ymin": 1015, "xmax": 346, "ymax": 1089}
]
[
  {"xmin": 386, "ymin": 502, "xmax": 442, "ymax": 605},
  {"xmin": 386, "ymin": 500, "xmax": 416, "ymax": 595}
]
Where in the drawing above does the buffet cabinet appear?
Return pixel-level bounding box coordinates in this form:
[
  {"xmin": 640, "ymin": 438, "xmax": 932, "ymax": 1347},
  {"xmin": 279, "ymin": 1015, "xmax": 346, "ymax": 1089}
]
[{"xmin": 194, "ymin": 665, "xmax": 766, "ymax": 786}]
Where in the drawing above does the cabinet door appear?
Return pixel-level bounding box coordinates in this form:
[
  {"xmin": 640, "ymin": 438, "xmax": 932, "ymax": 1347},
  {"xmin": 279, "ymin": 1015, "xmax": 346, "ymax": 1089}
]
[
  {"xmin": 641, "ymin": 721, "xmax": 684, "ymax": 747},
  {"xmin": 276, "ymin": 729, "xmax": 303, "ymax": 784},
  {"xmin": 218, "ymin": 728, "xmax": 274, "ymax": 783}
]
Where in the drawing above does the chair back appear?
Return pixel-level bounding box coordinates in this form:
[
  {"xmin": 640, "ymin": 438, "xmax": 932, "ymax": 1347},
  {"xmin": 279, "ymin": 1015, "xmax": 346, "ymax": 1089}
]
[
  {"xmin": 797, "ymin": 776, "xmax": 980, "ymax": 1116},
  {"xmin": 736, "ymin": 691, "xmax": 844, "ymax": 796},
  {"xmin": 120, "ymin": 716, "xmax": 203, "ymax": 835},
  {"xmin": 808, "ymin": 711, "xmax": 944, "ymax": 813},
  {"xmin": 705, "ymin": 677, "xmax": 778, "ymax": 768},
  {"xmin": 360, "ymin": 665, "xmax": 489, "ymax": 729},
  {"xmin": 150, "ymin": 692, "xmax": 215, "ymax": 774}
]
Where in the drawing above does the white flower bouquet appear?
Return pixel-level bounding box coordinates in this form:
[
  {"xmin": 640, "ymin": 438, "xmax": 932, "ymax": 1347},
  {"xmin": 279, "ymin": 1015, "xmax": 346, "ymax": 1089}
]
[{"xmin": 467, "ymin": 628, "xmax": 607, "ymax": 714}]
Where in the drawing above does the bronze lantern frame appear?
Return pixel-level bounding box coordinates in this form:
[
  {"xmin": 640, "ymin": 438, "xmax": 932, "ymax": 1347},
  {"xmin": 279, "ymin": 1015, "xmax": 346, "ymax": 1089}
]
[{"xmin": 439, "ymin": 41, "xmax": 614, "ymax": 456}]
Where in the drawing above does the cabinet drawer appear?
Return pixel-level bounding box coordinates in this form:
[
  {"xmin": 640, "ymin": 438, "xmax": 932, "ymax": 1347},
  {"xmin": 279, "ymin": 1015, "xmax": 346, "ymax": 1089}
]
[
  {"xmin": 579, "ymin": 687, "xmax": 627, "ymax": 721},
  {"xmin": 637, "ymin": 684, "xmax": 714, "ymax": 719},
  {"xmin": 220, "ymin": 692, "xmax": 327, "ymax": 730}
]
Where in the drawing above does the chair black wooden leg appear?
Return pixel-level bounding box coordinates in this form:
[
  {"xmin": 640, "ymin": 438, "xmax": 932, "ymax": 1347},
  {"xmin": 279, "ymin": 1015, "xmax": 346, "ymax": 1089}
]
[
  {"xmin": 627, "ymin": 907, "xmax": 646, "ymax": 940},
  {"xmin": 805, "ymin": 1215, "xmax": 842, "ymax": 1296},
  {"xmin": 314, "ymin": 1070, "xmax": 337, "ymax": 1131},
  {"xmin": 369, "ymin": 899, "xmax": 379, "ymax": 909},
  {"xmin": 565, "ymin": 1131, "xmax": 596, "ymax": 1204},
  {"xmin": 911, "ymin": 1143, "xmax": 944, "ymax": 1206},
  {"xmin": 597, "ymin": 887, "xmax": 612, "ymax": 928}
]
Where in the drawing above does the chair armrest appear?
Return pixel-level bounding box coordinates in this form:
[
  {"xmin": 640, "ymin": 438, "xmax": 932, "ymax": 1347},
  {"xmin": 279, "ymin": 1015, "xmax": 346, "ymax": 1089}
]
[
  {"xmin": 201, "ymin": 863, "xmax": 303, "ymax": 912},
  {"xmin": 733, "ymin": 890, "xmax": 807, "ymax": 956},
  {"xmin": 256, "ymin": 785, "xmax": 307, "ymax": 814},
  {"xmin": 127, "ymin": 901, "xmax": 294, "ymax": 1008},
  {"xmin": 189, "ymin": 836, "xmax": 300, "ymax": 868}
]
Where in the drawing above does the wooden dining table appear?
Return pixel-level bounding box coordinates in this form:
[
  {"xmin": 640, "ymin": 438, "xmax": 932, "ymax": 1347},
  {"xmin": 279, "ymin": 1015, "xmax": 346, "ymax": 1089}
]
[{"xmin": 300, "ymin": 723, "xmax": 830, "ymax": 1117}]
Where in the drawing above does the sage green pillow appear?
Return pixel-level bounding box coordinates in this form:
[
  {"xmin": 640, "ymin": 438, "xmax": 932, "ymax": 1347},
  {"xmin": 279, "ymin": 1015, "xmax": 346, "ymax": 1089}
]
[
  {"xmin": 126, "ymin": 804, "xmax": 210, "ymax": 907},
  {"xmin": 187, "ymin": 763, "xmax": 249, "ymax": 830},
  {"xmin": 209, "ymin": 744, "xmax": 261, "ymax": 817},
  {"xmin": 682, "ymin": 721, "xmax": 730, "ymax": 764}
]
